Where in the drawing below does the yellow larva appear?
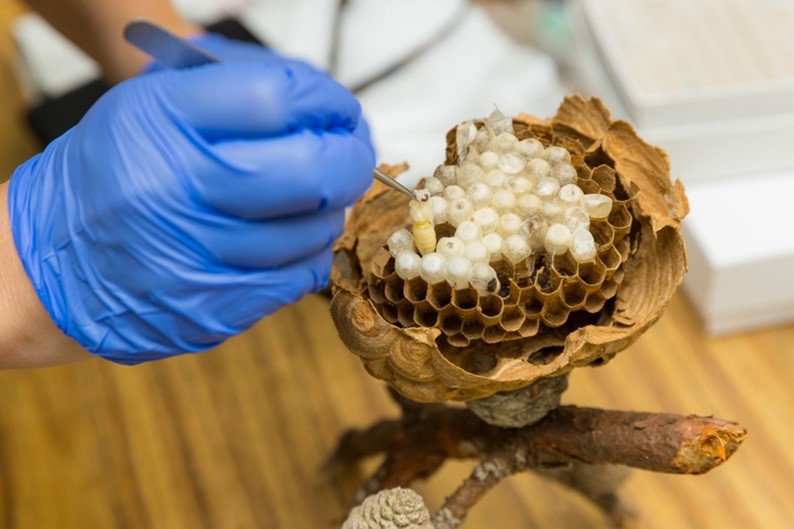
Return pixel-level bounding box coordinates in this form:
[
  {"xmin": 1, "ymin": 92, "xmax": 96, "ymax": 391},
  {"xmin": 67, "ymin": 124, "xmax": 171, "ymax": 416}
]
[
  {"xmin": 409, "ymin": 198, "xmax": 437, "ymax": 255},
  {"xmin": 413, "ymin": 220, "xmax": 437, "ymax": 255}
]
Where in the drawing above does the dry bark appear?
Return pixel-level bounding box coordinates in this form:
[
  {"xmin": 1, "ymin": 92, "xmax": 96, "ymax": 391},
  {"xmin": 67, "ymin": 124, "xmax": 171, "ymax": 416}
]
[{"xmin": 332, "ymin": 402, "xmax": 746, "ymax": 527}]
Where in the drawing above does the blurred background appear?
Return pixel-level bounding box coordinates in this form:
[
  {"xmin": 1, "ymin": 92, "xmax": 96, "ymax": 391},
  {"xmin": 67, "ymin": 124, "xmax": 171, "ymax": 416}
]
[{"xmin": 0, "ymin": 0, "xmax": 792, "ymax": 528}]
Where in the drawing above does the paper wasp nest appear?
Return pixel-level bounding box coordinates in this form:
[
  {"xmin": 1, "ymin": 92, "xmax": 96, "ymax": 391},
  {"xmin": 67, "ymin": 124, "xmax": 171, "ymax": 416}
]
[{"xmin": 331, "ymin": 96, "xmax": 688, "ymax": 403}]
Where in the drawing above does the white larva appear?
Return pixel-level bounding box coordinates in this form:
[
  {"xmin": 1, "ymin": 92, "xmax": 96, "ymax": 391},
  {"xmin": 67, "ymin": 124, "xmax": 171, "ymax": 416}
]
[
  {"xmin": 485, "ymin": 170, "xmax": 508, "ymax": 189},
  {"xmin": 491, "ymin": 132, "xmax": 519, "ymax": 153},
  {"xmin": 527, "ymin": 158, "xmax": 551, "ymax": 178},
  {"xmin": 457, "ymin": 162, "xmax": 486, "ymax": 189},
  {"xmin": 482, "ymin": 232, "xmax": 504, "ymax": 261},
  {"xmin": 544, "ymin": 223, "xmax": 572, "ymax": 255},
  {"xmin": 455, "ymin": 220, "xmax": 482, "ymax": 243},
  {"xmin": 559, "ymin": 183, "xmax": 584, "ymax": 206},
  {"xmin": 544, "ymin": 145, "xmax": 571, "ymax": 165},
  {"xmin": 420, "ymin": 252, "xmax": 447, "ymax": 284},
  {"xmin": 421, "ymin": 176, "xmax": 445, "ymax": 196},
  {"xmin": 429, "ymin": 196, "xmax": 449, "ymax": 225},
  {"xmin": 535, "ymin": 177, "xmax": 560, "ymax": 198},
  {"xmin": 409, "ymin": 198, "xmax": 433, "ymax": 223},
  {"xmin": 491, "ymin": 189, "xmax": 517, "ymax": 213},
  {"xmin": 464, "ymin": 241, "xmax": 490, "ymax": 264},
  {"xmin": 436, "ymin": 236, "xmax": 466, "ymax": 259},
  {"xmin": 446, "ymin": 256, "xmax": 472, "ymax": 289},
  {"xmin": 570, "ymin": 228, "xmax": 597, "ymax": 263},
  {"xmin": 395, "ymin": 251, "xmax": 422, "ymax": 280},
  {"xmin": 503, "ymin": 234, "xmax": 532, "ymax": 264},
  {"xmin": 467, "ymin": 183, "xmax": 493, "ymax": 208},
  {"xmin": 498, "ymin": 153, "xmax": 526, "ymax": 175},
  {"xmin": 447, "ymin": 197, "xmax": 474, "ymax": 226},
  {"xmin": 434, "ymin": 165, "xmax": 458, "ymax": 186},
  {"xmin": 470, "ymin": 263, "xmax": 500, "ymax": 296},
  {"xmin": 387, "ymin": 228, "xmax": 414, "ymax": 258},
  {"xmin": 516, "ymin": 193, "xmax": 542, "ymax": 217},
  {"xmin": 472, "ymin": 207, "xmax": 500, "ymax": 234},
  {"xmin": 582, "ymin": 193, "xmax": 613, "ymax": 219},
  {"xmin": 563, "ymin": 206, "xmax": 590, "ymax": 232},
  {"xmin": 498, "ymin": 213, "xmax": 523, "ymax": 236},
  {"xmin": 478, "ymin": 151, "xmax": 500, "ymax": 171},
  {"xmin": 553, "ymin": 163, "xmax": 578, "ymax": 185},
  {"xmin": 516, "ymin": 138, "xmax": 543, "ymax": 160},
  {"xmin": 507, "ymin": 176, "xmax": 532, "ymax": 194},
  {"xmin": 443, "ymin": 185, "xmax": 466, "ymax": 201}
]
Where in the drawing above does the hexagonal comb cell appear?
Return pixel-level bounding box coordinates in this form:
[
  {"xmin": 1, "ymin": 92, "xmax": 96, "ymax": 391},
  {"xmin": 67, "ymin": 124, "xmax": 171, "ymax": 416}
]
[
  {"xmin": 332, "ymin": 97, "xmax": 689, "ymax": 403},
  {"xmin": 362, "ymin": 108, "xmax": 634, "ymax": 362}
]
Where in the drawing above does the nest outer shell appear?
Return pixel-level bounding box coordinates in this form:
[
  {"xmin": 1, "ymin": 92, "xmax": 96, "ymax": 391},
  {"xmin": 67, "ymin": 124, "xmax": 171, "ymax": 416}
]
[{"xmin": 331, "ymin": 96, "xmax": 688, "ymax": 403}]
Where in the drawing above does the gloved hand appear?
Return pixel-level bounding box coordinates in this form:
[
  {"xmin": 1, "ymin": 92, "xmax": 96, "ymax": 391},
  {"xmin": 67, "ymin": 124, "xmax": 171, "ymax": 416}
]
[
  {"xmin": 8, "ymin": 59, "xmax": 375, "ymax": 364},
  {"xmin": 143, "ymin": 33, "xmax": 372, "ymax": 154}
]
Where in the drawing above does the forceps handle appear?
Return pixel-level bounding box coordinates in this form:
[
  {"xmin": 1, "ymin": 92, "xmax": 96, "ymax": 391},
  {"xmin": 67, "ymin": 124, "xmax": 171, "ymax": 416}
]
[
  {"xmin": 373, "ymin": 168, "xmax": 417, "ymax": 199},
  {"xmin": 124, "ymin": 19, "xmax": 219, "ymax": 68}
]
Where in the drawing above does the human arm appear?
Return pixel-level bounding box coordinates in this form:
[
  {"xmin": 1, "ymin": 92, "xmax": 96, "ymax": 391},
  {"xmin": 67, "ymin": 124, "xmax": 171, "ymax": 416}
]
[
  {"xmin": 3, "ymin": 59, "xmax": 374, "ymax": 369},
  {"xmin": 22, "ymin": 0, "xmax": 202, "ymax": 82},
  {"xmin": 0, "ymin": 181, "xmax": 91, "ymax": 368}
]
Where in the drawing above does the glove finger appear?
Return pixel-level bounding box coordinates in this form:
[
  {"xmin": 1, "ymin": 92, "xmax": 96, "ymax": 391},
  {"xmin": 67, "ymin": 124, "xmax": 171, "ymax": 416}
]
[
  {"xmin": 194, "ymin": 128, "xmax": 374, "ymax": 219},
  {"xmin": 100, "ymin": 245, "xmax": 335, "ymax": 365},
  {"xmin": 187, "ymin": 34, "xmax": 305, "ymax": 66},
  {"xmin": 155, "ymin": 61, "xmax": 362, "ymax": 141},
  {"xmin": 252, "ymin": 241, "xmax": 334, "ymax": 299},
  {"xmin": 352, "ymin": 114, "xmax": 374, "ymax": 152},
  {"xmin": 223, "ymin": 243, "xmax": 334, "ymax": 326},
  {"xmin": 195, "ymin": 208, "xmax": 345, "ymax": 269}
]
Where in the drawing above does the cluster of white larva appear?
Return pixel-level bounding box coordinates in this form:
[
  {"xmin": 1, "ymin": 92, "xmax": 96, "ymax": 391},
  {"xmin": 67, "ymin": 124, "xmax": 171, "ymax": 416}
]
[{"xmin": 387, "ymin": 108, "xmax": 613, "ymax": 296}]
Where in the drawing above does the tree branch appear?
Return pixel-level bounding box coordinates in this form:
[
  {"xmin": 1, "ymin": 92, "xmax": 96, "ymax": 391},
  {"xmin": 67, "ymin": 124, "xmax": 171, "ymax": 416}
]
[
  {"xmin": 332, "ymin": 404, "xmax": 746, "ymax": 481},
  {"xmin": 333, "ymin": 404, "xmax": 746, "ymax": 528}
]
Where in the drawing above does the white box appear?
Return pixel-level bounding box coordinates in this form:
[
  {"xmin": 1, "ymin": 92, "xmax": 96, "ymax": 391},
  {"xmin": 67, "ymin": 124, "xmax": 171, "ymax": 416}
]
[
  {"xmin": 682, "ymin": 172, "xmax": 794, "ymax": 335},
  {"xmin": 567, "ymin": 0, "xmax": 794, "ymax": 334},
  {"xmin": 574, "ymin": 0, "xmax": 794, "ymax": 183}
]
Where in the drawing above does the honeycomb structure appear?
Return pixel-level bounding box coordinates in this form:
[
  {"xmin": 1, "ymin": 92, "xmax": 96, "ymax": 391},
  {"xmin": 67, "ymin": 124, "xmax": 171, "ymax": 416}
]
[{"xmin": 365, "ymin": 145, "xmax": 634, "ymax": 349}]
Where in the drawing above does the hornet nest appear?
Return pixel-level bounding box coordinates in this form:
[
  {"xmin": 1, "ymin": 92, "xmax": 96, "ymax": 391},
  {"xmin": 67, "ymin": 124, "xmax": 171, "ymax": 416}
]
[{"xmin": 331, "ymin": 96, "xmax": 689, "ymax": 403}]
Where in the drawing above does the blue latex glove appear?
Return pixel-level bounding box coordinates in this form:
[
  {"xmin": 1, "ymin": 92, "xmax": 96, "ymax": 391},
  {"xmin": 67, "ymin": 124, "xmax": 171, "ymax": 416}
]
[
  {"xmin": 8, "ymin": 59, "xmax": 375, "ymax": 364},
  {"xmin": 143, "ymin": 33, "xmax": 373, "ymax": 157}
]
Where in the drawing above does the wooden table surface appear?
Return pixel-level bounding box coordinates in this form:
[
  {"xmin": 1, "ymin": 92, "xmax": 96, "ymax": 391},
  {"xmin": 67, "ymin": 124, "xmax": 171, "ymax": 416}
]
[{"xmin": 0, "ymin": 2, "xmax": 792, "ymax": 528}]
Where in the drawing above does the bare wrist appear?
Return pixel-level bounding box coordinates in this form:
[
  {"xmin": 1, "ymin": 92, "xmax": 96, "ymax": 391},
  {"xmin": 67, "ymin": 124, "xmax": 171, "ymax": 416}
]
[{"xmin": 0, "ymin": 180, "xmax": 91, "ymax": 368}]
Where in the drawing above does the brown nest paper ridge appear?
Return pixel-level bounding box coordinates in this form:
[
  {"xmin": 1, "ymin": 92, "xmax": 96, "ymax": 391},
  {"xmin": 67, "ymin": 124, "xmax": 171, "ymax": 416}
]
[{"xmin": 331, "ymin": 96, "xmax": 689, "ymax": 402}]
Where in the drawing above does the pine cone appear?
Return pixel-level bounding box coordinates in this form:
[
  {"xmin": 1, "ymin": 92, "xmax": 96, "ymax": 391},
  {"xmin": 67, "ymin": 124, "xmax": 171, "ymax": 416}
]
[{"xmin": 342, "ymin": 488, "xmax": 433, "ymax": 529}]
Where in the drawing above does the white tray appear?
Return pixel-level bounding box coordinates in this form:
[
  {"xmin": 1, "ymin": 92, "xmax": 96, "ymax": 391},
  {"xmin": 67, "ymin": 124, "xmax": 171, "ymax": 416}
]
[{"xmin": 580, "ymin": 0, "xmax": 794, "ymax": 128}]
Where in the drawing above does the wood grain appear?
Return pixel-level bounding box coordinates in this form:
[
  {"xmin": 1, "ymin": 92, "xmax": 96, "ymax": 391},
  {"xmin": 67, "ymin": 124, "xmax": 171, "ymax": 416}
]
[{"xmin": 0, "ymin": 2, "xmax": 792, "ymax": 527}]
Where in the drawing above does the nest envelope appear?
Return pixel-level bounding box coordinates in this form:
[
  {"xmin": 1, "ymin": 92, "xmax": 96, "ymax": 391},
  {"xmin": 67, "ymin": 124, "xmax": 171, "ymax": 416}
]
[{"xmin": 331, "ymin": 96, "xmax": 689, "ymax": 403}]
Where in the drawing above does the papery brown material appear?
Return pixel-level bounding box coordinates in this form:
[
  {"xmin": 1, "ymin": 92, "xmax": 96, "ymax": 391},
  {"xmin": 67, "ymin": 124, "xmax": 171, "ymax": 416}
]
[{"xmin": 331, "ymin": 96, "xmax": 688, "ymax": 402}]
